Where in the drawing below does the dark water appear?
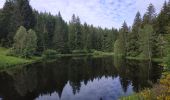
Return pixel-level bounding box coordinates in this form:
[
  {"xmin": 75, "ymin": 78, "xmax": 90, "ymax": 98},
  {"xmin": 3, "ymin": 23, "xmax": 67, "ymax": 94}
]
[{"xmin": 0, "ymin": 56, "xmax": 162, "ymax": 100}]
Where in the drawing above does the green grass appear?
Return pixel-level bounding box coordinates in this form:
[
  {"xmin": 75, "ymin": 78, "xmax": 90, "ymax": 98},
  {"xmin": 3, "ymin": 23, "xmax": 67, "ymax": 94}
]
[
  {"xmin": 0, "ymin": 47, "xmax": 35, "ymax": 69},
  {"xmin": 126, "ymin": 56, "xmax": 163, "ymax": 62}
]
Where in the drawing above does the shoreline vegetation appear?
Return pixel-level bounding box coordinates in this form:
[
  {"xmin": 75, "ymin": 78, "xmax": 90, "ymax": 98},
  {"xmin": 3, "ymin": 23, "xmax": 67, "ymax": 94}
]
[
  {"xmin": 0, "ymin": 47, "xmax": 163, "ymax": 69},
  {"xmin": 0, "ymin": 47, "xmax": 115, "ymax": 69}
]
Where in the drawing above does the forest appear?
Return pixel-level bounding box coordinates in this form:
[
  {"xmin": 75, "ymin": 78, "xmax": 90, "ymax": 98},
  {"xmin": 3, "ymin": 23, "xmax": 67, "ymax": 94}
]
[
  {"xmin": 0, "ymin": 0, "xmax": 170, "ymax": 100},
  {"xmin": 0, "ymin": 0, "xmax": 169, "ymax": 62}
]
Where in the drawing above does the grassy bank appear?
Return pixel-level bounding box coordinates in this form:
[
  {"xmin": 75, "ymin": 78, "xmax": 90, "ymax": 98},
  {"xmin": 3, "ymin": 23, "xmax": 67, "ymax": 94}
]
[
  {"xmin": 0, "ymin": 47, "xmax": 39, "ymax": 69},
  {"xmin": 0, "ymin": 48, "xmax": 115, "ymax": 69}
]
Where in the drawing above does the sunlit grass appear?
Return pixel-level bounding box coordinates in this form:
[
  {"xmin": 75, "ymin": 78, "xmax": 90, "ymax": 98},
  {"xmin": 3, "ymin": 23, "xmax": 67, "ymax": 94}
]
[{"xmin": 0, "ymin": 47, "xmax": 33, "ymax": 68}]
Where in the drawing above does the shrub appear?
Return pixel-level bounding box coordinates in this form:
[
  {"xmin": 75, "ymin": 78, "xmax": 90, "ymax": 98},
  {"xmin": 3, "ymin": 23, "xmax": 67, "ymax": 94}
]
[
  {"xmin": 72, "ymin": 49, "xmax": 89, "ymax": 54},
  {"xmin": 164, "ymin": 54, "xmax": 170, "ymax": 70},
  {"xmin": 42, "ymin": 49, "xmax": 58, "ymax": 59}
]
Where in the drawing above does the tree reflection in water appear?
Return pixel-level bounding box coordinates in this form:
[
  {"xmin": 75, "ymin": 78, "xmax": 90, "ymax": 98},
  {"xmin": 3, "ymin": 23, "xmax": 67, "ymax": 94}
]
[{"xmin": 0, "ymin": 56, "xmax": 162, "ymax": 100}]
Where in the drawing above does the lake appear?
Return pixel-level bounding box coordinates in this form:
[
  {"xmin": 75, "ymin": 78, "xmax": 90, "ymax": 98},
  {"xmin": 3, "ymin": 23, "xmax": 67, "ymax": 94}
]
[{"xmin": 0, "ymin": 56, "xmax": 162, "ymax": 100}]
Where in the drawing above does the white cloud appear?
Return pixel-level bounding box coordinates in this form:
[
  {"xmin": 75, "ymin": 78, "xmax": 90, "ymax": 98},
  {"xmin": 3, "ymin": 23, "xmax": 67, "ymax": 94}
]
[
  {"xmin": 0, "ymin": 0, "xmax": 167, "ymax": 29},
  {"xmin": 0, "ymin": 0, "xmax": 5, "ymax": 8}
]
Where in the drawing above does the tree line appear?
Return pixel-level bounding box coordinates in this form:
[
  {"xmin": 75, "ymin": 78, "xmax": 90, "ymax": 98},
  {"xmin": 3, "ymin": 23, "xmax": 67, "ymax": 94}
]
[
  {"xmin": 115, "ymin": 1, "xmax": 170, "ymax": 60},
  {"xmin": 0, "ymin": 0, "xmax": 118, "ymax": 56},
  {"xmin": 0, "ymin": 0, "xmax": 170, "ymax": 60}
]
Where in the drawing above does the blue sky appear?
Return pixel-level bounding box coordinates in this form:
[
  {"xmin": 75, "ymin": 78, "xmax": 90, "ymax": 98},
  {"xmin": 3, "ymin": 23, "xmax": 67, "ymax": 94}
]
[{"xmin": 0, "ymin": 0, "xmax": 166, "ymax": 29}]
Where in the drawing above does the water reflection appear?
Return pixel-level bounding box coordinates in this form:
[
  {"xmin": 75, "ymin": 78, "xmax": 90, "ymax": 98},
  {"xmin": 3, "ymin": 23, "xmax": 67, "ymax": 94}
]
[
  {"xmin": 0, "ymin": 56, "xmax": 162, "ymax": 100},
  {"xmin": 36, "ymin": 77, "xmax": 133, "ymax": 100}
]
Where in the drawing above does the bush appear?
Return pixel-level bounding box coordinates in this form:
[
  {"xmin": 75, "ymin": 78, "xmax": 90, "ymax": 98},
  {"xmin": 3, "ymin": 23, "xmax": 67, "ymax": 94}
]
[
  {"xmin": 164, "ymin": 54, "xmax": 170, "ymax": 70},
  {"xmin": 72, "ymin": 49, "xmax": 89, "ymax": 54},
  {"xmin": 42, "ymin": 49, "xmax": 58, "ymax": 59},
  {"xmin": 6, "ymin": 47, "xmax": 20, "ymax": 57}
]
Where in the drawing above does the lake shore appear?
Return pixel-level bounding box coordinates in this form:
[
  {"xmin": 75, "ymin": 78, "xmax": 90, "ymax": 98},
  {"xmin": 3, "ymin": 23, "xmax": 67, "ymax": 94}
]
[
  {"xmin": 0, "ymin": 47, "xmax": 115, "ymax": 69},
  {"xmin": 0, "ymin": 47, "xmax": 164, "ymax": 69}
]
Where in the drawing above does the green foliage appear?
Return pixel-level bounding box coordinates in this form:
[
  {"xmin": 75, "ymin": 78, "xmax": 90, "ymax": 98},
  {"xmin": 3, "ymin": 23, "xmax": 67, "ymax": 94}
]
[
  {"xmin": 0, "ymin": 0, "xmax": 35, "ymax": 46},
  {"xmin": 0, "ymin": 47, "xmax": 32, "ymax": 68},
  {"xmin": 23, "ymin": 29, "xmax": 37, "ymax": 57},
  {"xmin": 13, "ymin": 26, "xmax": 27, "ymax": 55},
  {"xmin": 139, "ymin": 24, "xmax": 154, "ymax": 59},
  {"xmin": 72, "ymin": 49, "xmax": 89, "ymax": 54},
  {"xmin": 53, "ymin": 12, "xmax": 69, "ymax": 53},
  {"xmin": 156, "ymin": 1, "xmax": 170, "ymax": 35},
  {"xmin": 114, "ymin": 39, "xmax": 125, "ymax": 56},
  {"xmin": 114, "ymin": 22, "xmax": 129, "ymax": 56},
  {"xmin": 0, "ymin": 0, "xmax": 169, "ymax": 61},
  {"xmin": 68, "ymin": 14, "xmax": 83, "ymax": 50},
  {"xmin": 143, "ymin": 3, "xmax": 156, "ymax": 25},
  {"xmin": 165, "ymin": 54, "xmax": 170, "ymax": 70},
  {"xmin": 11, "ymin": 26, "xmax": 37, "ymax": 58},
  {"xmin": 42, "ymin": 49, "xmax": 58, "ymax": 59},
  {"xmin": 127, "ymin": 12, "xmax": 141, "ymax": 57},
  {"xmin": 164, "ymin": 30, "xmax": 170, "ymax": 70}
]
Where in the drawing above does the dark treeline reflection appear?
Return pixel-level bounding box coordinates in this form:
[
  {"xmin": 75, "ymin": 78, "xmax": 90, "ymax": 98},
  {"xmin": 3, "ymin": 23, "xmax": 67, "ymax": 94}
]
[{"xmin": 0, "ymin": 57, "xmax": 162, "ymax": 100}]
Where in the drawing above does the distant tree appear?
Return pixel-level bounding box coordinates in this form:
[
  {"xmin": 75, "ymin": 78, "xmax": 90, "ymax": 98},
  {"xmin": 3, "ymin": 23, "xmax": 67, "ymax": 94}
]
[
  {"xmin": 139, "ymin": 24, "xmax": 154, "ymax": 59},
  {"xmin": 13, "ymin": 26, "xmax": 27, "ymax": 55},
  {"xmin": 16, "ymin": 0, "xmax": 36, "ymax": 29},
  {"xmin": 45, "ymin": 13, "xmax": 56, "ymax": 48},
  {"xmin": 127, "ymin": 12, "xmax": 142, "ymax": 56},
  {"xmin": 69, "ymin": 14, "xmax": 77, "ymax": 51},
  {"xmin": 12, "ymin": 26, "xmax": 37, "ymax": 58},
  {"xmin": 0, "ymin": 0, "xmax": 35, "ymax": 46},
  {"xmin": 102, "ymin": 29, "xmax": 114, "ymax": 52},
  {"xmin": 114, "ymin": 22, "xmax": 129, "ymax": 56},
  {"xmin": 156, "ymin": 1, "xmax": 169, "ymax": 35},
  {"xmin": 53, "ymin": 12, "xmax": 69, "ymax": 53},
  {"xmin": 82, "ymin": 23, "xmax": 91, "ymax": 51},
  {"xmin": 24, "ymin": 29, "xmax": 37, "ymax": 57},
  {"xmin": 143, "ymin": 3, "xmax": 156, "ymax": 25},
  {"xmin": 75, "ymin": 16, "xmax": 83, "ymax": 50},
  {"xmin": 114, "ymin": 39, "xmax": 125, "ymax": 56},
  {"xmin": 0, "ymin": 0, "xmax": 15, "ymax": 46},
  {"xmin": 164, "ymin": 26, "xmax": 170, "ymax": 69},
  {"xmin": 68, "ymin": 14, "xmax": 83, "ymax": 51},
  {"xmin": 121, "ymin": 22, "xmax": 129, "ymax": 55}
]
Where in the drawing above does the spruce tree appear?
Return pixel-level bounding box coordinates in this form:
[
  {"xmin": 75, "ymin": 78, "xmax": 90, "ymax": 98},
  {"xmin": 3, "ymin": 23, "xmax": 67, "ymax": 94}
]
[
  {"xmin": 139, "ymin": 24, "xmax": 154, "ymax": 59},
  {"xmin": 53, "ymin": 12, "xmax": 68, "ymax": 53},
  {"xmin": 16, "ymin": 0, "xmax": 36, "ymax": 29},
  {"xmin": 127, "ymin": 12, "xmax": 142, "ymax": 56},
  {"xmin": 143, "ymin": 3, "xmax": 156, "ymax": 25}
]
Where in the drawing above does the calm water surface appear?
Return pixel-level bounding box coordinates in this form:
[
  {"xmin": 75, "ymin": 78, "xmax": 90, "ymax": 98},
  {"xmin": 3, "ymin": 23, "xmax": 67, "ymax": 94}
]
[{"xmin": 0, "ymin": 56, "xmax": 162, "ymax": 100}]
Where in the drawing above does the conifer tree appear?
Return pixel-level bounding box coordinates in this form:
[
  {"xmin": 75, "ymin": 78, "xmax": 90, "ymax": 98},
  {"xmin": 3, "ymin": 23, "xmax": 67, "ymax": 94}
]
[{"xmin": 127, "ymin": 12, "xmax": 142, "ymax": 56}]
